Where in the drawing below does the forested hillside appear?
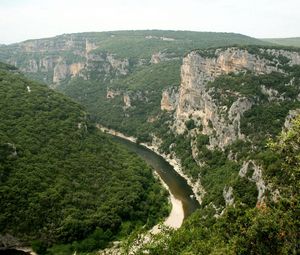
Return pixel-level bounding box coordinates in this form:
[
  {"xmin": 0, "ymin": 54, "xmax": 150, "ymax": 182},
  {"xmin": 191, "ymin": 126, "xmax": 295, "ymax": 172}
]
[
  {"xmin": 0, "ymin": 63, "xmax": 168, "ymax": 254},
  {"xmin": 262, "ymin": 37, "xmax": 300, "ymax": 47}
]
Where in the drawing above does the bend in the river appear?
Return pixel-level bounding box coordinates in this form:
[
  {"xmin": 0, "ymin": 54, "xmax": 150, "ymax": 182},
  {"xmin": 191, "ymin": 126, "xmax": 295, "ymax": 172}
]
[{"xmin": 101, "ymin": 127, "xmax": 200, "ymax": 228}]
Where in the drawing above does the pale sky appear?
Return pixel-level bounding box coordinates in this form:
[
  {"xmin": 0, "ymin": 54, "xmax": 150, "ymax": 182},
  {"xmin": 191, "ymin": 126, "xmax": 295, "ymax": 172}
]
[{"xmin": 0, "ymin": 0, "xmax": 299, "ymax": 44}]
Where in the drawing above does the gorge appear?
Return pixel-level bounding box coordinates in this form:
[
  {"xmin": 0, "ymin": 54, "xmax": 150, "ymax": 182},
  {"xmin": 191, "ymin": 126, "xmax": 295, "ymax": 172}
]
[{"xmin": 0, "ymin": 31, "xmax": 299, "ymax": 254}]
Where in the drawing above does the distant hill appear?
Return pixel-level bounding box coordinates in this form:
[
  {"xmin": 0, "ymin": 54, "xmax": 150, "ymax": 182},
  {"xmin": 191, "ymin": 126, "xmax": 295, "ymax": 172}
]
[
  {"xmin": 0, "ymin": 30, "xmax": 268, "ymax": 84},
  {"xmin": 262, "ymin": 37, "xmax": 300, "ymax": 47},
  {"xmin": 0, "ymin": 64, "xmax": 168, "ymax": 254}
]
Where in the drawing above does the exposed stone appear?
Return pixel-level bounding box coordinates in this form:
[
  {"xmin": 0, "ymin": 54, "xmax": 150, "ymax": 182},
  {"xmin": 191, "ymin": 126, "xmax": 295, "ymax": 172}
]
[
  {"xmin": 53, "ymin": 61, "xmax": 68, "ymax": 84},
  {"xmin": 161, "ymin": 87, "xmax": 178, "ymax": 111},
  {"xmin": 150, "ymin": 51, "xmax": 179, "ymax": 64},
  {"xmin": 147, "ymin": 116, "xmax": 158, "ymax": 123},
  {"xmin": 173, "ymin": 47, "xmax": 288, "ymax": 148},
  {"xmin": 20, "ymin": 59, "xmax": 38, "ymax": 73},
  {"xmin": 123, "ymin": 94, "xmax": 131, "ymax": 109},
  {"xmin": 145, "ymin": 35, "xmax": 176, "ymax": 41},
  {"xmin": 239, "ymin": 160, "xmax": 266, "ymax": 203},
  {"xmin": 106, "ymin": 89, "xmax": 121, "ymax": 99},
  {"xmin": 260, "ymin": 85, "xmax": 281, "ymax": 101},
  {"xmin": 106, "ymin": 54, "xmax": 129, "ymax": 75},
  {"xmin": 223, "ymin": 186, "xmax": 234, "ymax": 206},
  {"xmin": 85, "ymin": 39, "xmax": 98, "ymax": 54},
  {"xmin": 69, "ymin": 62, "xmax": 85, "ymax": 77},
  {"xmin": 265, "ymin": 48, "xmax": 300, "ymax": 66},
  {"xmin": 284, "ymin": 109, "xmax": 300, "ymax": 129}
]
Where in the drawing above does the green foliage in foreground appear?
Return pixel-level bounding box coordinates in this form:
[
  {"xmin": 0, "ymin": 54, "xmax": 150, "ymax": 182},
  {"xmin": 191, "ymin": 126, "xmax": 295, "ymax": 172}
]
[
  {"xmin": 0, "ymin": 66, "xmax": 169, "ymax": 253},
  {"xmin": 134, "ymin": 116, "xmax": 300, "ymax": 255}
]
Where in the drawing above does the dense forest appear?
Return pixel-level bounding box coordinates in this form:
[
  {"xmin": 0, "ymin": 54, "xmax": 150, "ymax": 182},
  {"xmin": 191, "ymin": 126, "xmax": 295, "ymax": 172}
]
[{"xmin": 0, "ymin": 63, "xmax": 169, "ymax": 254}]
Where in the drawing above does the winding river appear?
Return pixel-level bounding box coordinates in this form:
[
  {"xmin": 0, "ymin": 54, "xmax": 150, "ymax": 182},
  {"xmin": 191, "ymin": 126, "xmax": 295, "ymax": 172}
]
[{"xmin": 110, "ymin": 135, "xmax": 200, "ymax": 226}]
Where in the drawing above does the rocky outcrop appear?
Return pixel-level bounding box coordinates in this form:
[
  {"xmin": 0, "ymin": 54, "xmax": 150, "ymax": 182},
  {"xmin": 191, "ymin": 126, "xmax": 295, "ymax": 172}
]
[
  {"xmin": 4, "ymin": 35, "xmax": 130, "ymax": 86},
  {"xmin": 265, "ymin": 48, "xmax": 300, "ymax": 66},
  {"xmin": 106, "ymin": 54, "xmax": 129, "ymax": 75},
  {"xmin": 106, "ymin": 89, "xmax": 121, "ymax": 99},
  {"xmin": 223, "ymin": 186, "xmax": 234, "ymax": 206},
  {"xmin": 123, "ymin": 94, "xmax": 131, "ymax": 109},
  {"xmin": 284, "ymin": 109, "xmax": 300, "ymax": 129},
  {"xmin": 260, "ymin": 85, "xmax": 283, "ymax": 101},
  {"xmin": 69, "ymin": 62, "xmax": 85, "ymax": 77},
  {"xmin": 52, "ymin": 61, "xmax": 84, "ymax": 84},
  {"xmin": 173, "ymin": 47, "xmax": 299, "ymax": 148},
  {"xmin": 53, "ymin": 61, "xmax": 69, "ymax": 84},
  {"xmin": 85, "ymin": 39, "xmax": 98, "ymax": 54},
  {"xmin": 150, "ymin": 51, "xmax": 179, "ymax": 64},
  {"xmin": 161, "ymin": 87, "xmax": 178, "ymax": 111},
  {"xmin": 239, "ymin": 160, "xmax": 266, "ymax": 203}
]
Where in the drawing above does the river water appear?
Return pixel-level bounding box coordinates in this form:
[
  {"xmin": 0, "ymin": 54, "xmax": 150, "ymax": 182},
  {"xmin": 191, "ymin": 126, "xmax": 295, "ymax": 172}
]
[{"xmin": 111, "ymin": 135, "xmax": 200, "ymax": 219}]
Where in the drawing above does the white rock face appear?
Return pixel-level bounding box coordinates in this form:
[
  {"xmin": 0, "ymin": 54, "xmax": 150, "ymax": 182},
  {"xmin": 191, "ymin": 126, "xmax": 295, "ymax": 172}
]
[
  {"xmin": 106, "ymin": 89, "xmax": 121, "ymax": 99},
  {"xmin": 53, "ymin": 61, "xmax": 68, "ymax": 84},
  {"xmin": 284, "ymin": 109, "xmax": 300, "ymax": 129},
  {"xmin": 52, "ymin": 60, "xmax": 84, "ymax": 84},
  {"xmin": 150, "ymin": 51, "xmax": 179, "ymax": 64},
  {"xmin": 239, "ymin": 160, "xmax": 266, "ymax": 203},
  {"xmin": 223, "ymin": 186, "xmax": 234, "ymax": 206},
  {"xmin": 106, "ymin": 54, "xmax": 129, "ymax": 75},
  {"xmin": 173, "ymin": 47, "xmax": 299, "ymax": 148},
  {"xmin": 161, "ymin": 87, "xmax": 178, "ymax": 111},
  {"xmin": 265, "ymin": 48, "xmax": 300, "ymax": 66}
]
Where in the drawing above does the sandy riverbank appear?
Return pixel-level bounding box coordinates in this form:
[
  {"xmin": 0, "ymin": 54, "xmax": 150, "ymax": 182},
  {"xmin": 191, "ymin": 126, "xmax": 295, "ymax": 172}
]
[
  {"xmin": 97, "ymin": 124, "xmax": 185, "ymax": 229},
  {"xmin": 97, "ymin": 125, "xmax": 203, "ymax": 203}
]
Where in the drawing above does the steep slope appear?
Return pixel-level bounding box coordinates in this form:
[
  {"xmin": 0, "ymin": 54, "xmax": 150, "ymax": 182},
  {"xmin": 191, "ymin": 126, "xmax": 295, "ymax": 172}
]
[
  {"xmin": 135, "ymin": 114, "xmax": 300, "ymax": 254},
  {"xmin": 0, "ymin": 64, "xmax": 168, "ymax": 254},
  {"xmin": 155, "ymin": 46, "xmax": 300, "ymax": 206},
  {"xmin": 262, "ymin": 37, "xmax": 300, "ymax": 47},
  {"xmin": 0, "ymin": 31, "xmax": 269, "ymax": 140},
  {"xmin": 0, "ymin": 31, "xmax": 266, "ymax": 85},
  {"xmin": 127, "ymin": 47, "xmax": 300, "ymax": 254}
]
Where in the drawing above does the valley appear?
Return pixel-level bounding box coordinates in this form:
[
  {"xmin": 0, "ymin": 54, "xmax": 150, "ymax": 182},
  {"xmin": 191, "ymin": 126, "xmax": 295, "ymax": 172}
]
[{"xmin": 0, "ymin": 30, "xmax": 300, "ymax": 254}]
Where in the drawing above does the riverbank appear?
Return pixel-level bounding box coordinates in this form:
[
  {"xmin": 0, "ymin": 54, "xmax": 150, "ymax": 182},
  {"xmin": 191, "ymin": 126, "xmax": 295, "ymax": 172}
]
[
  {"xmin": 140, "ymin": 139, "xmax": 204, "ymax": 205},
  {"xmin": 97, "ymin": 125, "xmax": 184, "ymax": 229},
  {"xmin": 97, "ymin": 125, "xmax": 202, "ymax": 227}
]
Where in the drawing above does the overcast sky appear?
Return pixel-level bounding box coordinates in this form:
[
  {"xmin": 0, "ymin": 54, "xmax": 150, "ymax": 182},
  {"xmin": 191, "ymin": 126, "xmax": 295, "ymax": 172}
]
[{"xmin": 0, "ymin": 0, "xmax": 299, "ymax": 44}]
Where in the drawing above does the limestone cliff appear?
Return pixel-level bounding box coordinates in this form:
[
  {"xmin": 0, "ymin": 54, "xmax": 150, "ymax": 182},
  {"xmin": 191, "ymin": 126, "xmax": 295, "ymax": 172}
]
[
  {"xmin": 158, "ymin": 47, "xmax": 300, "ymax": 209},
  {"xmin": 173, "ymin": 47, "xmax": 300, "ymax": 148},
  {"xmin": 161, "ymin": 86, "xmax": 178, "ymax": 111},
  {"xmin": 3, "ymin": 35, "xmax": 130, "ymax": 86}
]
